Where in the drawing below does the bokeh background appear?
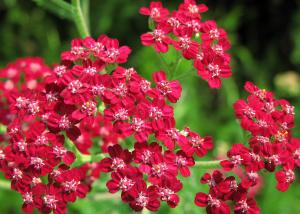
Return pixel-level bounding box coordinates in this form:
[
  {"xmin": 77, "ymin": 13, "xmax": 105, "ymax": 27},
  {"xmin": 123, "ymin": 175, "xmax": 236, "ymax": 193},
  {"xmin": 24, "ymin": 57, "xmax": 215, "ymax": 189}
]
[{"xmin": 0, "ymin": 0, "xmax": 300, "ymax": 213}]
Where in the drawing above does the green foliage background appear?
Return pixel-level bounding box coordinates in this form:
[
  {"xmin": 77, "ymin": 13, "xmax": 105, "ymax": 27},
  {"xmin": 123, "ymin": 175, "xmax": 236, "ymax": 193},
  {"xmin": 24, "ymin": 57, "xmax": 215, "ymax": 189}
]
[{"xmin": 0, "ymin": 0, "xmax": 300, "ymax": 213}]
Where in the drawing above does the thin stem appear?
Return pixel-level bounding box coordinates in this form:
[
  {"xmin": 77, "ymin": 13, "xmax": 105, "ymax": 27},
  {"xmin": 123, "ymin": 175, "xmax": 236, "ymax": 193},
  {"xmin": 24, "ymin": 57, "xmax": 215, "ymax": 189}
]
[
  {"xmin": 194, "ymin": 160, "xmax": 222, "ymax": 168},
  {"xmin": 173, "ymin": 67, "xmax": 197, "ymax": 80},
  {"xmin": 0, "ymin": 179, "xmax": 11, "ymax": 190},
  {"xmin": 172, "ymin": 58, "xmax": 182, "ymax": 79},
  {"xmin": 72, "ymin": 0, "xmax": 90, "ymax": 38},
  {"xmin": 81, "ymin": 0, "xmax": 90, "ymax": 33},
  {"xmin": 157, "ymin": 53, "xmax": 171, "ymax": 78},
  {"xmin": 65, "ymin": 136, "xmax": 107, "ymax": 166},
  {"xmin": 91, "ymin": 192, "xmax": 120, "ymax": 201}
]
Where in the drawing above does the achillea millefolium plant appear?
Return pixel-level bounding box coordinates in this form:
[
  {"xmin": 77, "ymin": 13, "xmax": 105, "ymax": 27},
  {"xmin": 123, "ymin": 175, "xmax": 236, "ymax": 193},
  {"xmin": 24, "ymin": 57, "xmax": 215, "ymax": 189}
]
[{"xmin": 0, "ymin": 1, "xmax": 298, "ymax": 214}]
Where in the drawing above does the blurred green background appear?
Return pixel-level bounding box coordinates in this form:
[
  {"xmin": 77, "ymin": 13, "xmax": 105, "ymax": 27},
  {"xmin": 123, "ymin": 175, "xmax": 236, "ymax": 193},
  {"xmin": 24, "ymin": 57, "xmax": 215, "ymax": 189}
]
[{"xmin": 0, "ymin": 0, "xmax": 300, "ymax": 213}]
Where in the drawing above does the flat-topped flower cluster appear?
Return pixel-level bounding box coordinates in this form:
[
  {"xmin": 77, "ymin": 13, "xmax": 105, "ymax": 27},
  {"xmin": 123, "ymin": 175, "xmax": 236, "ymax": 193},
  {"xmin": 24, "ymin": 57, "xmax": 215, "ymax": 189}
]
[{"xmin": 0, "ymin": 1, "xmax": 298, "ymax": 214}]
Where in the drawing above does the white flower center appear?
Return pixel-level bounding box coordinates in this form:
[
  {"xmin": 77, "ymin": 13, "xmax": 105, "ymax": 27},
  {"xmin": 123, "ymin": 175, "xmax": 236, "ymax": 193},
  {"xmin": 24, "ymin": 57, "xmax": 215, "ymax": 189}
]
[
  {"xmin": 119, "ymin": 177, "xmax": 135, "ymax": 191},
  {"xmin": 23, "ymin": 192, "xmax": 33, "ymax": 204},
  {"xmin": 136, "ymin": 192, "xmax": 149, "ymax": 207},
  {"xmin": 59, "ymin": 115, "xmax": 71, "ymax": 130},
  {"xmin": 43, "ymin": 195, "xmax": 58, "ymax": 209},
  {"xmin": 68, "ymin": 80, "xmax": 83, "ymax": 94},
  {"xmin": 30, "ymin": 157, "xmax": 45, "ymax": 169},
  {"xmin": 113, "ymin": 108, "xmax": 129, "ymax": 121}
]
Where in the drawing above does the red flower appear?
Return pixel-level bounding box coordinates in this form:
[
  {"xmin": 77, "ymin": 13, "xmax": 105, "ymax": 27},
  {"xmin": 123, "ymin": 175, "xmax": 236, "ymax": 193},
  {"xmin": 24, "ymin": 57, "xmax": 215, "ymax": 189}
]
[
  {"xmin": 196, "ymin": 54, "xmax": 231, "ymax": 89},
  {"xmin": 47, "ymin": 113, "xmax": 81, "ymax": 141},
  {"xmin": 100, "ymin": 145, "xmax": 132, "ymax": 172},
  {"xmin": 99, "ymin": 36, "xmax": 131, "ymax": 64},
  {"xmin": 60, "ymin": 78, "xmax": 89, "ymax": 105},
  {"xmin": 156, "ymin": 177, "xmax": 182, "ymax": 208},
  {"xmin": 141, "ymin": 24, "xmax": 172, "ymax": 53},
  {"xmin": 106, "ymin": 166, "xmax": 142, "ymax": 200},
  {"xmin": 164, "ymin": 150, "xmax": 195, "ymax": 177},
  {"xmin": 201, "ymin": 20, "xmax": 228, "ymax": 43},
  {"xmin": 151, "ymin": 71, "xmax": 182, "ymax": 103},
  {"xmin": 37, "ymin": 184, "xmax": 67, "ymax": 214},
  {"xmin": 241, "ymin": 170, "xmax": 260, "ymax": 189},
  {"xmin": 22, "ymin": 192, "xmax": 35, "ymax": 214},
  {"xmin": 275, "ymin": 168, "xmax": 295, "ymax": 192},
  {"xmin": 4, "ymin": 166, "xmax": 31, "ymax": 192},
  {"xmin": 195, "ymin": 191, "xmax": 230, "ymax": 214},
  {"xmin": 61, "ymin": 38, "xmax": 89, "ymax": 62},
  {"xmin": 71, "ymin": 59, "xmax": 105, "ymax": 83},
  {"xmin": 139, "ymin": 2, "xmax": 169, "ymax": 22},
  {"xmin": 179, "ymin": 128, "xmax": 213, "ymax": 157},
  {"xmin": 56, "ymin": 168, "xmax": 89, "ymax": 202},
  {"xmin": 234, "ymin": 198, "xmax": 260, "ymax": 214},
  {"xmin": 220, "ymin": 144, "xmax": 248, "ymax": 171},
  {"xmin": 112, "ymin": 66, "xmax": 139, "ymax": 82},
  {"xmin": 178, "ymin": 0, "xmax": 208, "ymax": 19},
  {"xmin": 156, "ymin": 122, "xmax": 186, "ymax": 151},
  {"xmin": 132, "ymin": 142, "xmax": 162, "ymax": 173},
  {"xmin": 82, "ymin": 36, "xmax": 105, "ymax": 57},
  {"xmin": 137, "ymin": 98, "xmax": 174, "ymax": 131},
  {"xmin": 147, "ymin": 152, "xmax": 177, "ymax": 184},
  {"xmin": 127, "ymin": 180, "xmax": 160, "ymax": 212},
  {"xmin": 233, "ymin": 96, "xmax": 263, "ymax": 120},
  {"xmin": 200, "ymin": 170, "xmax": 224, "ymax": 188},
  {"xmin": 173, "ymin": 27, "xmax": 199, "ymax": 60}
]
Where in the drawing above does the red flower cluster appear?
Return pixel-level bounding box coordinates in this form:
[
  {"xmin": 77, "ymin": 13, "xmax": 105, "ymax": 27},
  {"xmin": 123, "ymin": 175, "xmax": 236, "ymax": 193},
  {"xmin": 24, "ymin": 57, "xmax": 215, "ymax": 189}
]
[
  {"xmin": 0, "ymin": 1, "xmax": 298, "ymax": 214},
  {"xmin": 102, "ymin": 144, "xmax": 185, "ymax": 211},
  {"xmin": 195, "ymin": 170, "xmax": 260, "ymax": 214},
  {"xmin": 0, "ymin": 31, "xmax": 213, "ymax": 213},
  {"xmin": 193, "ymin": 82, "xmax": 299, "ymax": 214},
  {"xmin": 0, "ymin": 58, "xmax": 92, "ymax": 214},
  {"xmin": 229, "ymin": 82, "xmax": 299, "ymax": 192},
  {"xmin": 140, "ymin": 0, "xmax": 232, "ymax": 88}
]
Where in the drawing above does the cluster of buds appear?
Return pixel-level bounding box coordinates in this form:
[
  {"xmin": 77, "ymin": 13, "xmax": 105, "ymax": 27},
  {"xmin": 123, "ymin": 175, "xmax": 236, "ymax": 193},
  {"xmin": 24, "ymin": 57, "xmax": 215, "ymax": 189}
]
[
  {"xmin": 0, "ymin": 1, "xmax": 299, "ymax": 214},
  {"xmin": 140, "ymin": 0, "xmax": 232, "ymax": 88}
]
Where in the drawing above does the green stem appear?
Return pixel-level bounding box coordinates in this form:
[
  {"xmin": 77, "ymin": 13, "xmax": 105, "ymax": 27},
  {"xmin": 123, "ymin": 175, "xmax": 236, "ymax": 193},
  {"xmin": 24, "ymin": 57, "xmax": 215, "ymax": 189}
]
[
  {"xmin": 173, "ymin": 67, "xmax": 197, "ymax": 80},
  {"xmin": 65, "ymin": 136, "xmax": 108, "ymax": 167},
  {"xmin": 81, "ymin": 0, "xmax": 90, "ymax": 33},
  {"xmin": 0, "ymin": 179, "xmax": 11, "ymax": 190},
  {"xmin": 194, "ymin": 160, "xmax": 222, "ymax": 168},
  {"xmin": 72, "ymin": 0, "xmax": 90, "ymax": 37},
  {"xmin": 157, "ymin": 53, "xmax": 171, "ymax": 78},
  {"xmin": 91, "ymin": 192, "xmax": 120, "ymax": 201},
  {"xmin": 172, "ymin": 58, "xmax": 182, "ymax": 80}
]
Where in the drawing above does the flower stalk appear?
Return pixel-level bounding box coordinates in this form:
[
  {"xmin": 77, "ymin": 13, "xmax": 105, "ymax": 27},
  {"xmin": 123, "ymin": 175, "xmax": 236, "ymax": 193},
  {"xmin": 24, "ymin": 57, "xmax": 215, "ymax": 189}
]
[
  {"xmin": 71, "ymin": 0, "xmax": 90, "ymax": 38},
  {"xmin": 194, "ymin": 160, "xmax": 222, "ymax": 168}
]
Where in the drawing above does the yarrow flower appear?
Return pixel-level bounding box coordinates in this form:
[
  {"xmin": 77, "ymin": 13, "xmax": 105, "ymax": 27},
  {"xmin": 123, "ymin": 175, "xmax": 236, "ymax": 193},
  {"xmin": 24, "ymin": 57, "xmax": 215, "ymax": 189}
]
[
  {"xmin": 0, "ymin": 1, "xmax": 298, "ymax": 214},
  {"xmin": 140, "ymin": 0, "xmax": 232, "ymax": 89},
  {"xmin": 195, "ymin": 170, "xmax": 260, "ymax": 214}
]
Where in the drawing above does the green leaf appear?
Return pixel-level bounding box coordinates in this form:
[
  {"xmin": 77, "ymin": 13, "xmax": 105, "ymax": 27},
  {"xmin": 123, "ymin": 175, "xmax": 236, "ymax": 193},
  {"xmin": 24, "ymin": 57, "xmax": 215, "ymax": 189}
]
[{"xmin": 32, "ymin": 0, "xmax": 73, "ymax": 20}]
